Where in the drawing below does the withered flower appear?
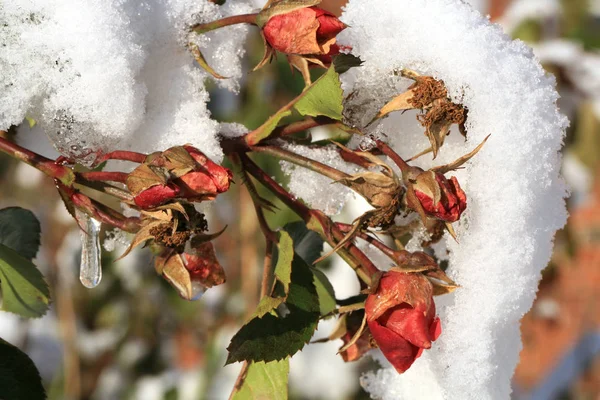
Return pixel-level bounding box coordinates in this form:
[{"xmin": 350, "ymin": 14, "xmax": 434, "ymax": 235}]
[{"xmin": 365, "ymin": 271, "xmax": 441, "ymax": 374}]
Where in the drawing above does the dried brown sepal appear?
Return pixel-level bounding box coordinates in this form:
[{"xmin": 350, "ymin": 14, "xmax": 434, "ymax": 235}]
[
  {"xmin": 431, "ymin": 134, "xmax": 490, "ymax": 175},
  {"xmin": 116, "ymin": 220, "xmax": 165, "ymax": 260},
  {"xmin": 253, "ymin": 31, "xmax": 277, "ymax": 71},
  {"xmin": 126, "ymin": 163, "xmax": 169, "ymax": 196},
  {"xmin": 256, "ymin": 0, "xmax": 322, "ymax": 27},
  {"xmin": 161, "ymin": 146, "xmax": 197, "ymax": 178},
  {"xmin": 189, "ymin": 42, "xmax": 228, "ymax": 80},
  {"xmin": 388, "ymin": 250, "xmax": 438, "ymax": 273}
]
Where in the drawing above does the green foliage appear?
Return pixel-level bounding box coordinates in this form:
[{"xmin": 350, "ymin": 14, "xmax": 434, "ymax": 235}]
[
  {"xmin": 230, "ymin": 360, "xmax": 289, "ymax": 400},
  {"xmin": 226, "ymin": 222, "xmax": 336, "ymax": 364},
  {"xmin": 0, "ymin": 244, "xmax": 50, "ymax": 318},
  {"xmin": 0, "ymin": 207, "xmax": 41, "ymax": 261},
  {"xmin": 293, "ymin": 66, "xmax": 344, "ymax": 120},
  {"xmin": 285, "ymin": 221, "xmax": 323, "ymax": 265},
  {"xmin": 0, "ymin": 338, "xmax": 46, "ymax": 400},
  {"xmin": 245, "ymin": 66, "xmax": 344, "ymax": 145},
  {"xmin": 226, "ymin": 254, "xmax": 319, "ymax": 363}
]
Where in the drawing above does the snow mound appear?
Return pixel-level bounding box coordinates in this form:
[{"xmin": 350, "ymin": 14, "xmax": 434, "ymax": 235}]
[{"xmin": 339, "ymin": 0, "xmax": 568, "ymax": 398}]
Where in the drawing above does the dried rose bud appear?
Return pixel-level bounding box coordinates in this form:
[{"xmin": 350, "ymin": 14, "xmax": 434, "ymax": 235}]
[
  {"xmin": 156, "ymin": 241, "xmax": 226, "ymax": 301},
  {"xmin": 409, "ymin": 170, "xmax": 466, "ymax": 223},
  {"xmin": 262, "ymin": 7, "xmax": 346, "ymax": 56},
  {"xmin": 365, "ymin": 271, "xmax": 441, "ymax": 374},
  {"xmin": 128, "ymin": 146, "xmax": 232, "ymax": 209}
]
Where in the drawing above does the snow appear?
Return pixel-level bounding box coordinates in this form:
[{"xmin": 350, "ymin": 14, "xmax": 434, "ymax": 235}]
[
  {"xmin": 339, "ymin": 0, "xmax": 568, "ymax": 398},
  {"xmin": 1, "ymin": 0, "xmax": 253, "ymax": 165},
  {"xmin": 280, "ymin": 142, "xmax": 360, "ymax": 215}
]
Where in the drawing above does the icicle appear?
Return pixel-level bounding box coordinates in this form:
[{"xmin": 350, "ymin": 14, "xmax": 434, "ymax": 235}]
[
  {"xmin": 76, "ymin": 209, "xmax": 103, "ymax": 288},
  {"xmin": 190, "ymin": 281, "xmax": 207, "ymax": 301}
]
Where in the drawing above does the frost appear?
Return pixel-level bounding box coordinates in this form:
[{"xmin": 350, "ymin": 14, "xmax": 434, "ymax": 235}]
[
  {"xmin": 1, "ymin": 0, "xmax": 253, "ymax": 165},
  {"xmin": 280, "ymin": 142, "xmax": 360, "ymax": 215},
  {"xmin": 340, "ymin": 0, "xmax": 568, "ymax": 398}
]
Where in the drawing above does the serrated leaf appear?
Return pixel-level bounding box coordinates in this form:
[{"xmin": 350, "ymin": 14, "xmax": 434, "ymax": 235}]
[
  {"xmin": 284, "ymin": 221, "xmax": 323, "ymax": 265},
  {"xmin": 0, "ymin": 338, "xmax": 46, "ymax": 400},
  {"xmin": 226, "ymin": 256, "xmax": 319, "ymax": 363},
  {"xmin": 272, "ymin": 231, "xmax": 294, "ymax": 296},
  {"xmin": 0, "ymin": 244, "xmax": 50, "ymax": 318},
  {"xmin": 312, "ymin": 268, "xmax": 336, "ymax": 316},
  {"xmin": 245, "ymin": 110, "xmax": 292, "ymax": 147},
  {"xmin": 245, "ymin": 66, "xmax": 343, "ymax": 145},
  {"xmin": 333, "ymin": 53, "xmax": 363, "ymax": 74},
  {"xmin": 294, "ymin": 66, "xmax": 343, "ymax": 120},
  {"xmin": 230, "ymin": 360, "xmax": 289, "ymax": 400},
  {"xmin": 0, "ymin": 207, "xmax": 41, "ymax": 261}
]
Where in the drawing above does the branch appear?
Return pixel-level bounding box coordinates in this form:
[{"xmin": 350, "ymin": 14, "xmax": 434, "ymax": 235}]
[
  {"xmin": 191, "ymin": 14, "xmax": 257, "ymax": 34},
  {"xmin": 249, "ymin": 144, "xmax": 350, "ymax": 182},
  {"xmin": 0, "ymin": 133, "xmax": 75, "ymax": 186}
]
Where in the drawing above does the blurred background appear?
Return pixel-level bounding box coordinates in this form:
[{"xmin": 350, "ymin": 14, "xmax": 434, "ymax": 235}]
[{"xmin": 0, "ymin": 0, "xmax": 599, "ymax": 399}]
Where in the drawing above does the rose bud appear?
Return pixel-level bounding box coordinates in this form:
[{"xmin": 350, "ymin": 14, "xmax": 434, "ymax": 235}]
[
  {"xmin": 156, "ymin": 242, "xmax": 226, "ymax": 301},
  {"xmin": 262, "ymin": 6, "xmax": 346, "ymax": 56},
  {"xmin": 128, "ymin": 146, "xmax": 233, "ymax": 209},
  {"xmin": 410, "ymin": 170, "xmax": 467, "ymax": 222},
  {"xmin": 366, "ymin": 271, "xmax": 441, "ymax": 374},
  {"xmin": 133, "ymin": 183, "xmax": 181, "ymax": 209}
]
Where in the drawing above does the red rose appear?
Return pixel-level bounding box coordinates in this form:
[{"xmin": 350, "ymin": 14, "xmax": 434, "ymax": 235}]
[
  {"xmin": 262, "ymin": 6, "xmax": 346, "ymax": 55},
  {"xmin": 413, "ymin": 172, "xmax": 466, "ymax": 222},
  {"xmin": 365, "ymin": 271, "xmax": 441, "ymax": 374}
]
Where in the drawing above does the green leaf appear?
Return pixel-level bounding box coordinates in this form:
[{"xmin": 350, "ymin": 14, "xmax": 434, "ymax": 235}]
[
  {"xmin": 226, "ymin": 255, "xmax": 319, "ymax": 363},
  {"xmin": 230, "ymin": 360, "xmax": 289, "ymax": 400},
  {"xmin": 245, "ymin": 66, "xmax": 344, "ymax": 145},
  {"xmin": 0, "ymin": 244, "xmax": 50, "ymax": 318},
  {"xmin": 25, "ymin": 116, "xmax": 37, "ymax": 128},
  {"xmin": 0, "ymin": 207, "xmax": 41, "ymax": 261},
  {"xmin": 284, "ymin": 221, "xmax": 324, "ymax": 265},
  {"xmin": 312, "ymin": 268, "xmax": 336, "ymax": 316},
  {"xmin": 333, "ymin": 54, "xmax": 363, "ymax": 74},
  {"xmin": 0, "ymin": 338, "xmax": 46, "ymax": 400},
  {"xmin": 272, "ymin": 230, "xmax": 294, "ymax": 296},
  {"xmin": 293, "ymin": 66, "xmax": 343, "ymax": 120}
]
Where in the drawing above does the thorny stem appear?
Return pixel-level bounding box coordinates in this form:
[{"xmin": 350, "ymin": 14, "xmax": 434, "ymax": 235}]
[
  {"xmin": 272, "ymin": 116, "xmax": 337, "ymax": 138},
  {"xmin": 191, "ymin": 14, "xmax": 257, "ymax": 34},
  {"xmin": 260, "ymin": 240, "xmax": 275, "ymax": 298},
  {"xmin": 250, "ymin": 144, "xmax": 350, "ymax": 182},
  {"xmin": 337, "ymin": 222, "xmax": 398, "ymax": 264},
  {"xmin": 59, "ymin": 184, "xmax": 140, "ymax": 233},
  {"xmin": 241, "ymin": 153, "xmax": 378, "ymax": 286},
  {"xmin": 376, "ymin": 139, "xmax": 411, "ymax": 174},
  {"xmin": 96, "ymin": 150, "xmax": 146, "ymax": 164},
  {"xmin": 78, "ymin": 171, "xmax": 128, "ymax": 183},
  {"xmin": 0, "ymin": 133, "xmax": 75, "ymax": 186}
]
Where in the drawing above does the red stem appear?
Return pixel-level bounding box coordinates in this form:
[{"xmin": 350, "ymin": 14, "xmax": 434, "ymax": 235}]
[
  {"xmin": 96, "ymin": 150, "xmax": 146, "ymax": 164},
  {"xmin": 376, "ymin": 140, "xmax": 411, "ymax": 173},
  {"xmin": 272, "ymin": 117, "xmax": 336, "ymax": 138},
  {"xmin": 0, "ymin": 134, "xmax": 75, "ymax": 186},
  {"xmin": 78, "ymin": 171, "xmax": 128, "ymax": 183},
  {"xmin": 191, "ymin": 13, "xmax": 257, "ymax": 34}
]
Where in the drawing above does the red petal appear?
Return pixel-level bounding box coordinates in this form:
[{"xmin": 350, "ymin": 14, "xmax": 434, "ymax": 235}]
[
  {"xmin": 314, "ymin": 8, "xmax": 346, "ymax": 41},
  {"xmin": 383, "ymin": 306, "xmax": 433, "ymax": 349},
  {"xmin": 368, "ymin": 319, "xmax": 420, "ymax": 374}
]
